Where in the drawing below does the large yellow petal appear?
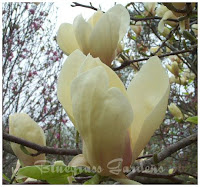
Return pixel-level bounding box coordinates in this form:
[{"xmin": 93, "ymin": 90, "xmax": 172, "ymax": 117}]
[
  {"xmin": 88, "ymin": 10, "xmax": 104, "ymax": 28},
  {"xmin": 89, "ymin": 12, "xmax": 120, "ymax": 66},
  {"xmin": 77, "ymin": 54, "xmax": 127, "ymax": 97},
  {"xmin": 9, "ymin": 113, "xmax": 46, "ymax": 166},
  {"xmin": 127, "ymin": 56, "xmax": 170, "ymax": 162},
  {"xmin": 106, "ymin": 4, "xmax": 130, "ymax": 42},
  {"xmin": 73, "ymin": 15, "xmax": 92, "ymax": 55},
  {"xmin": 89, "ymin": 4, "xmax": 130, "ymax": 66},
  {"xmin": 57, "ymin": 50, "xmax": 86, "ymax": 126},
  {"xmin": 57, "ymin": 23, "xmax": 80, "ymax": 55},
  {"xmin": 71, "ymin": 66, "xmax": 133, "ymax": 176}
]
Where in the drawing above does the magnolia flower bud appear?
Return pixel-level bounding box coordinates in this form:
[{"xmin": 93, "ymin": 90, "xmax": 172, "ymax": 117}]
[
  {"xmin": 9, "ymin": 113, "xmax": 46, "ymax": 166},
  {"xmin": 179, "ymin": 76, "xmax": 187, "ymax": 86},
  {"xmin": 169, "ymin": 55, "xmax": 182, "ymax": 64},
  {"xmin": 183, "ymin": 69, "xmax": 196, "ymax": 80},
  {"xmin": 169, "ymin": 75, "xmax": 187, "ymax": 85},
  {"xmin": 191, "ymin": 24, "xmax": 198, "ymax": 36},
  {"xmin": 168, "ymin": 103, "xmax": 184, "ymax": 120},
  {"xmin": 166, "ymin": 61, "xmax": 179, "ymax": 77}
]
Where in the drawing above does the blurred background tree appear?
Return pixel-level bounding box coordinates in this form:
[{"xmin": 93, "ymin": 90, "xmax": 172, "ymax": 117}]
[
  {"xmin": 2, "ymin": 2, "xmax": 78, "ymax": 178},
  {"xmin": 2, "ymin": 2, "xmax": 197, "ymax": 184}
]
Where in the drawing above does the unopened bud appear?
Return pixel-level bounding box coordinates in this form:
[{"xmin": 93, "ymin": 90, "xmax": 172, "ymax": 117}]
[
  {"xmin": 168, "ymin": 103, "xmax": 184, "ymax": 120},
  {"xmin": 9, "ymin": 113, "xmax": 46, "ymax": 166}
]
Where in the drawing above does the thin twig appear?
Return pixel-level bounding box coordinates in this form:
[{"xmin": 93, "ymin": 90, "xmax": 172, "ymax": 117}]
[{"xmin": 71, "ymin": 2, "xmax": 99, "ymax": 11}]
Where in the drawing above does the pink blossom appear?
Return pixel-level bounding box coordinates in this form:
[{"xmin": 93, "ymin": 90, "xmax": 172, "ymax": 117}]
[
  {"xmin": 28, "ymin": 72, "xmax": 32, "ymax": 77},
  {"xmin": 23, "ymin": 48, "xmax": 29, "ymax": 52},
  {"xmin": 56, "ymin": 133, "xmax": 60, "ymax": 139},
  {"xmin": 29, "ymin": 9, "xmax": 35, "ymax": 15},
  {"xmin": 12, "ymin": 86, "xmax": 17, "ymax": 91},
  {"xmin": 33, "ymin": 71, "xmax": 37, "ymax": 75},
  {"xmin": 20, "ymin": 54, "xmax": 26, "ymax": 59},
  {"xmin": 43, "ymin": 106, "xmax": 47, "ymax": 113}
]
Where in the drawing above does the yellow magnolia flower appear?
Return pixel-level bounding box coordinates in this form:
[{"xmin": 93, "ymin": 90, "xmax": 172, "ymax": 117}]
[
  {"xmin": 57, "ymin": 49, "xmax": 170, "ymax": 177},
  {"xmin": 169, "ymin": 75, "xmax": 187, "ymax": 86},
  {"xmin": 168, "ymin": 103, "xmax": 184, "ymax": 120},
  {"xmin": 166, "ymin": 61, "xmax": 180, "ymax": 77},
  {"xmin": 57, "ymin": 4, "xmax": 130, "ymax": 66},
  {"xmin": 169, "ymin": 55, "xmax": 182, "ymax": 64},
  {"xmin": 9, "ymin": 113, "xmax": 46, "ymax": 166}
]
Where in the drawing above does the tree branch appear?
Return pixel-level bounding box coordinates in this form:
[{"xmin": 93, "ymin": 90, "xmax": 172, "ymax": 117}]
[
  {"xmin": 71, "ymin": 2, "xmax": 99, "ymax": 11},
  {"xmin": 113, "ymin": 46, "xmax": 197, "ymax": 71},
  {"xmin": 128, "ymin": 133, "xmax": 197, "ymax": 180},
  {"xmin": 137, "ymin": 172, "xmax": 184, "ymax": 183},
  {"xmin": 130, "ymin": 16, "xmax": 178, "ymax": 22},
  {"xmin": 3, "ymin": 132, "xmax": 81, "ymax": 156}
]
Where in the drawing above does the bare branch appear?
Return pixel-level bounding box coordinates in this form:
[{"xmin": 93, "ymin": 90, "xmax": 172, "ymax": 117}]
[
  {"xmin": 128, "ymin": 133, "xmax": 197, "ymax": 180},
  {"xmin": 3, "ymin": 132, "xmax": 81, "ymax": 156},
  {"xmin": 71, "ymin": 2, "xmax": 99, "ymax": 11},
  {"xmin": 113, "ymin": 46, "xmax": 197, "ymax": 71}
]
